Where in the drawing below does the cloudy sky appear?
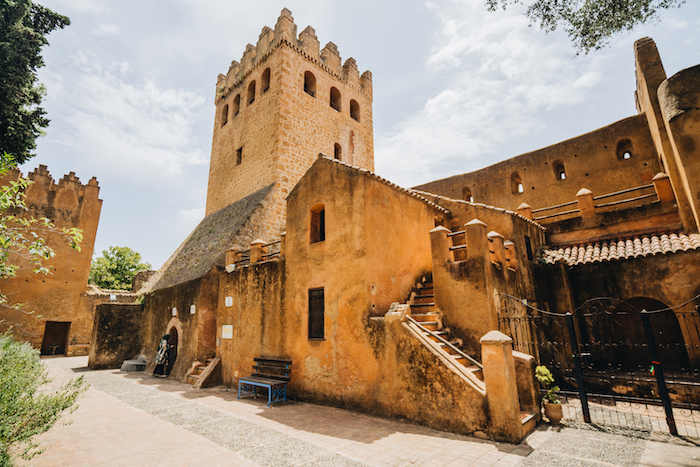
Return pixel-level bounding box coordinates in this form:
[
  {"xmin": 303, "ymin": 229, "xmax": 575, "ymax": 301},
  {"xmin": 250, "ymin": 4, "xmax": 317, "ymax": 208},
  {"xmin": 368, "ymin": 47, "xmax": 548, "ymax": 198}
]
[{"xmin": 26, "ymin": 0, "xmax": 700, "ymax": 269}]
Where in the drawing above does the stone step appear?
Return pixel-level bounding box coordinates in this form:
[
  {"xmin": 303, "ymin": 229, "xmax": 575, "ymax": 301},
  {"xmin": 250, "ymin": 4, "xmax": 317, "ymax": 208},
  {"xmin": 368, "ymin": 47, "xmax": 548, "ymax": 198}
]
[
  {"xmin": 418, "ymin": 321, "xmax": 440, "ymax": 331},
  {"xmin": 187, "ymin": 374, "xmax": 199, "ymax": 385},
  {"xmin": 521, "ymin": 411, "xmax": 538, "ymax": 436},
  {"xmin": 412, "ymin": 312, "xmax": 439, "ymax": 322}
]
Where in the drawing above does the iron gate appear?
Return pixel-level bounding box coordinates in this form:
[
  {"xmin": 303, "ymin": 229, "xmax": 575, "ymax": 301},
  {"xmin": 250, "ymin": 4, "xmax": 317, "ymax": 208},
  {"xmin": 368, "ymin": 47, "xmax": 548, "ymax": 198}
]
[{"xmin": 498, "ymin": 294, "xmax": 700, "ymax": 437}]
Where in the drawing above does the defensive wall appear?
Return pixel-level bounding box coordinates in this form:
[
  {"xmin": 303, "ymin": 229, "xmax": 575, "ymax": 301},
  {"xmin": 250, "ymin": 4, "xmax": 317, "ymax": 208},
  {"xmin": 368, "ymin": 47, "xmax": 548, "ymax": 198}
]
[{"xmin": 0, "ymin": 165, "xmax": 101, "ymax": 356}]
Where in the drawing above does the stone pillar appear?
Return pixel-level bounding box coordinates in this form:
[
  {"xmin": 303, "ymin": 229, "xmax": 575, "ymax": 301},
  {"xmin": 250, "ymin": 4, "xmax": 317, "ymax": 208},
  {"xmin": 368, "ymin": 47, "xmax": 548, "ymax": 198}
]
[
  {"xmin": 226, "ymin": 248, "xmax": 239, "ymax": 267},
  {"xmin": 250, "ymin": 240, "xmax": 266, "ymax": 264},
  {"xmin": 652, "ymin": 172, "xmax": 675, "ymax": 203},
  {"xmin": 430, "ymin": 226, "xmax": 452, "ymax": 264},
  {"xmin": 481, "ymin": 330, "xmax": 523, "ymax": 443},
  {"xmin": 487, "ymin": 231, "xmax": 505, "ymax": 266},
  {"xmin": 465, "ymin": 219, "xmax": 488, "ymax": 260},
  {"xmin": 280, "ymin": 232, "xmax": 286, "ymax": 258},
  {"xmin": 576, "ymin": 188, "xmax": 595, "ymax": 219},
  {"xmin": 504, "ymin": 240, "xmax": 517, "ymax": 271},
  {"xmin": 517, "ymin": 203, "xmax": 532, "ymax": 220}
]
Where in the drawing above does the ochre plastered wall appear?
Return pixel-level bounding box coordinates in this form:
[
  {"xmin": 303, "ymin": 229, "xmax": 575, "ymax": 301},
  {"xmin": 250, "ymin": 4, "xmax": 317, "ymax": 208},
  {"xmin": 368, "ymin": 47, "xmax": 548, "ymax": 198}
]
[
  {"xmin": 415, "ymin": 114, "xmax": 661, "ymax": 212},
  {"xmin": 0, "ymin": 165, "xmax": 101, "ymax": 356},
  {"xmin": 635, "ymin": 38, "xmax": 698, "ymax": 232},
  {"xmin": 206, "ymin": 8, "xmax": 374, "ymax": 246},
  {"xmin": 658, "ymin": 64, "xmax": 700, "ymax": 233}
]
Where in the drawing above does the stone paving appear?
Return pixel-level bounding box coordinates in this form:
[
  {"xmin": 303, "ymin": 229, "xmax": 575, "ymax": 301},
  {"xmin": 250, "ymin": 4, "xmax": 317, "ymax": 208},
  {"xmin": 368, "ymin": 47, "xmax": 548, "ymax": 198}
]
[{"xmin": 20, "ymin": 357, "xmax": 700, "ymax": 466}]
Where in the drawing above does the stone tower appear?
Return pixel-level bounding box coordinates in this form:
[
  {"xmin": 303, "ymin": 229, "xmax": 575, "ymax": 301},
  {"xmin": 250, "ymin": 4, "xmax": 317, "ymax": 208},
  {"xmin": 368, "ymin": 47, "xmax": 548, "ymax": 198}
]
[{"xmin": 205, "ymin": 8, "xmax": 374, "ymax": 237}]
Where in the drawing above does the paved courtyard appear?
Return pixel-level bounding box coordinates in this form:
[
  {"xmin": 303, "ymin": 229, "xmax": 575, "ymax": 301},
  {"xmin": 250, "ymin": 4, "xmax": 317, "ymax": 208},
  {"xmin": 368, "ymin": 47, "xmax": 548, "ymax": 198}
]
[{"xmin": 21, "ymin": 356, "xmax": 700, "ymax": 466}]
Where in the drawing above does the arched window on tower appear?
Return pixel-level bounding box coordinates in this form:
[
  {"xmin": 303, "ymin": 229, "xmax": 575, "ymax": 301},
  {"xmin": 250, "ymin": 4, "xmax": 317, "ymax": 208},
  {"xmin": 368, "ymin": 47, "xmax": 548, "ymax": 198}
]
[
  {"xmin": 232, "ymin": 94, "xmax": 240, "ymax": 116},
  {"xmin": 261, "ymin": 68, "xmax": 271, "ymax": 93},
  {"xmin": 617, "ymin": 139, "xmax": 634, "ymax": 160},
  {"xmin": 334, "ymin": 143, "xmax": 341, "ymax": 160},
  {"xmin": 462, "ymin": 187, "xmax": 473, "ymax": 203},
  {"xmin": 221, "ymin": 104, "xmax": 229, "ymax": 127},
  {"xmin": 553, "ymin": 160, "xmax": 566, "ymax": 180},
  {"xmin": 310, "ymin": 204, "xmax": 325, "ymax": 243},
  {"xmin": 511, "ymin": 172, "xmax": 524, "ymax": 194},
  {"xmin": 247, "ymin": 81, "xmax": 256, "ymax": 105},
  {"xmin": 350, "ymin": 100, "xmax": 360, "ymax": 121},
  {"xmin": 330, "ymin": 87, "xmax": 341, "ymax": 111},
  {"xmin": 304, "ymin": 71, "xmax": 316, "ymax": 97}
]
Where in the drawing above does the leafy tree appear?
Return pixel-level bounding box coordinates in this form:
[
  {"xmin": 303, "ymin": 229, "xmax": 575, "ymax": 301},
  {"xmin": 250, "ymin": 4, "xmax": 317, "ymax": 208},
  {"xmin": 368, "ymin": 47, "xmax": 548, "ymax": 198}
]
[
  {"xmin": 0, "ymin": 332, "xmax": 87, "ymax": 465},
  {"xmin": 0, "ymin": 0, "xmax": 70, "ymax": 164},
  {"xmin": 486, "ymin": 0, "xmax": 686, "ymax": 53},
  {"xmin": 89, "ymin": 246, "xmax": 152, "ymax": 291},
  {"xmin": 0, "ymin": 153, "xmax": 82, "ymax": 311}
]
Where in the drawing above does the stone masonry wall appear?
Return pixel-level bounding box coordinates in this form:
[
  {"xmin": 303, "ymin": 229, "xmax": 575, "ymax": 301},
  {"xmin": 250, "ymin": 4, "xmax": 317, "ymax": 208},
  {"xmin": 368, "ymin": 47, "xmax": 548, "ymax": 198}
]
[{"xmin": 206, "ymin": 8, "xmax": 373, "ymax": 245}]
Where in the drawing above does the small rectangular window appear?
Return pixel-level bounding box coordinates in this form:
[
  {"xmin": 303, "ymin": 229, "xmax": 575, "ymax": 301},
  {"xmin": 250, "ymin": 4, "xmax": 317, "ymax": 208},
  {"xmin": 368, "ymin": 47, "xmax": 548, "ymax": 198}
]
[
  {"xmin": 524, "ymin": 235, "xmax": 533, "ymax": 261},
  {"xmin": 236, "ymin": 147, "xmax": 243, "ymax": 166},
  {"xmin": 308, "ymin": 288, "xmax": 324, "ymax": 339},
  {"xmin": 310, "ymin": 207, "xmax": 325, "ymax": 243}
]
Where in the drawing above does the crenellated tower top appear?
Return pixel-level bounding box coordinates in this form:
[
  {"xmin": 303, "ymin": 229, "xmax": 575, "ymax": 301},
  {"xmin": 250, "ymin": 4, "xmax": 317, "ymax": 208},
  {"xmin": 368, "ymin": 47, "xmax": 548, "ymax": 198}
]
[{"xmin": 215, "ymin": 8, "xmax": 372, "ymax": 105}]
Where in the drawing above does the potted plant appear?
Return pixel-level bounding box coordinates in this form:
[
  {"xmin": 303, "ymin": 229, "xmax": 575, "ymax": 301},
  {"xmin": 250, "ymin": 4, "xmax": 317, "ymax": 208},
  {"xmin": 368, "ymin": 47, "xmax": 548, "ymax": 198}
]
[{"xmin": 535, "ymin": 365, "xmax": 563, "ymax": 424}]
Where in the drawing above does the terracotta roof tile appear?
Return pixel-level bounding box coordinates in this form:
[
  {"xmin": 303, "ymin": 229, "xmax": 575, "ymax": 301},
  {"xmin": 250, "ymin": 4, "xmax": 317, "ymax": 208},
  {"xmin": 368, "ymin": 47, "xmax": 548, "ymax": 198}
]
[{"xmin": 540, "ymin": 232, "xmax": 700, "ymax": 266}]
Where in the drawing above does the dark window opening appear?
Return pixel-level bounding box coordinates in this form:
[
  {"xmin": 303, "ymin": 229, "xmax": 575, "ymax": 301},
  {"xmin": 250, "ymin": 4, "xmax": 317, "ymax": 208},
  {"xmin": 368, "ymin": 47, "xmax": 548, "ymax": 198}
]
[
  {"xmin": 524, "ymin": 235, "xmax": 533, "ymax": 261},
  {"xmin": 247, "ymin": 81, "xmax": 256, "ymax": 105},
  {"xmin": 334, "ymin": 143, "xmax": 341, "ymax": 160},
  {"xmin": 330, "ymin": 87, "xmax": 341, "ymax": 111},
  {"xmin": 617, "ymin": 139, "xmax": 634, "ymax": 160},
  {"xmin": 308, "ymin": 288, "xmax": 325, "ymax": 339},
  {"xmin": 310, "ymin": 204, "xmax": 325, "ymax": 243},
  {"xmin": 262, "ymin": 68, "xmax": 271, "ymax": 93},
  {"xmin": 221, "ymin": 104, "xmax": 229, "ymax": 127},
  {"xmin": 462, "ymin": 187, "xmax": 473, "ymax": 203},
  {"xmin": 304, "ymin": 71, "xmax": 316, "ymax": 97},
  {"xmin": 233, "ymin": 94, "xmax": 240, "ymax": 116},
  {"xmin": 553, "ymin": 160, "xmax": 566, "ymax": 180},
  {"xmin": 350, "ymin": 99, "xmax": 360, "ymax": 121},
  {"xmin": 511, "ymin": 172, "xmax": 524, "ymax": 195},
  {"xmin": 236, "ymin": 146, "xmax": 243, "ymax": 166}
]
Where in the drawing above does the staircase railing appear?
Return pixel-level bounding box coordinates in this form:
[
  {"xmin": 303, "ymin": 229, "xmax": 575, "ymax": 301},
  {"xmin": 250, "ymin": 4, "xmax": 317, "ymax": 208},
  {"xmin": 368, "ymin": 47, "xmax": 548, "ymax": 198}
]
[{"xmin": 405, "ymin": 315, "xmax": 483, "ymax": 369}]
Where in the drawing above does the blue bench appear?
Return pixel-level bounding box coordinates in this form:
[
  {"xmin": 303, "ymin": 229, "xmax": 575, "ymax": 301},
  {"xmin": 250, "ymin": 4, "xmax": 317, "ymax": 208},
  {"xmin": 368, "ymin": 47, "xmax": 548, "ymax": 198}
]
[{"xmin": 238, "ymin": 357, "xmax": 292, "ymax": 406}]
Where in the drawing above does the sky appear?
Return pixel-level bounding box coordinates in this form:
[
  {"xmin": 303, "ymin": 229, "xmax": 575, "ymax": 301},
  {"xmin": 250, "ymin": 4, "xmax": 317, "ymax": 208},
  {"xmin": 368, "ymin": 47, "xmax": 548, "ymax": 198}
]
[{"xmin": 25, "ymin": 0, "xmax": 700, "ymax": 269}]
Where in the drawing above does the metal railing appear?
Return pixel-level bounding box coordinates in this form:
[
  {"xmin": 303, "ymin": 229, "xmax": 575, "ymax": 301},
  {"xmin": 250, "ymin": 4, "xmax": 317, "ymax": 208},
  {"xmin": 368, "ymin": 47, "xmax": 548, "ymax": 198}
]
[{"xmin": 405, "ymin": 315, "xmax": 483, "ymax": 369}]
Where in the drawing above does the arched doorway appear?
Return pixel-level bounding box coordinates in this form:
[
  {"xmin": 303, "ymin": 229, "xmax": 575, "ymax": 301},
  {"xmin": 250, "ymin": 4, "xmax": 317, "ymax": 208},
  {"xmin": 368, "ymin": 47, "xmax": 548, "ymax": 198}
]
[
  {"xmin": 167, "ymin": 326, "xmax": 178, "ymax": 375},
  {"xmin": 612, "ymin": 297, "xmax": 690, "ymax": 372}
]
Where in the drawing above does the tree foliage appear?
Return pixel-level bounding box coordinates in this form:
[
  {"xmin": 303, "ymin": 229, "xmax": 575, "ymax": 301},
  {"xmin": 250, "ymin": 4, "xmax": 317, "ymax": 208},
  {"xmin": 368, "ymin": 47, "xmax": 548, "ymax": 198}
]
[
  {"xmin": 486, "ymin": 0, "xmax": 686, "ymax": 53},
  {"xmin": 0, "ymin": 0, "xmax": 70, "ymax": 164},
  {"xmin": 89, "ymin": 246, "xmax": 152, "ymax": 291},
  {"xmin": 0, "ymin": 153, "xmax": 82, "ymax": 311},
  {"xmin": 0, "ymin": 332, "xmax": 88, "ymax": 465}
]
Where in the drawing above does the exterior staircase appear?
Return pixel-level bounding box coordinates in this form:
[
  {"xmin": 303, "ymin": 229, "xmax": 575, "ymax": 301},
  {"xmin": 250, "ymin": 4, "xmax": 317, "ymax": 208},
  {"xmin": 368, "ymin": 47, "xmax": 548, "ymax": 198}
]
[
  {"xmin": 403, "ymin": 274, "xmax": 539, "ymax": 437},
  {"xmin": 407, "ymin": 276, "xmax": 483, "ymax": 381},
  {"xmin": 186, "ymin": 355, "xmax": 219, "ymax": 388}
]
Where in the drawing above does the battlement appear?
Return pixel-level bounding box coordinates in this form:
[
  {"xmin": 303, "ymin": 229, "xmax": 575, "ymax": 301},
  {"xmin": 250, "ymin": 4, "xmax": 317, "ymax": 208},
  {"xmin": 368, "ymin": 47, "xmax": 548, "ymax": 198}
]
[
  {"xmin": 216, "ymin": 8, "xmax": 372, "ymax": 103},
  {"xmin": 0, "ymin": 164, "xmax": 102, "ymax": 219}
]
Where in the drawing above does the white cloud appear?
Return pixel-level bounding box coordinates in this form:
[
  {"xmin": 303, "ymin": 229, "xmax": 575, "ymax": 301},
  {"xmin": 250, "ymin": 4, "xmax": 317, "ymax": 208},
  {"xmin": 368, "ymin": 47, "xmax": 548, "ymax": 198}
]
[
  {"xmin": 376, "ymin": 1, "xmax": 607, "ymax": 188},
  {"xmin": 91, "ymin": 23, "xmax": 119, "ymax": 36},
  {"xmin": 43, "ymin": 53, "xmax": 209, "ymax": 180}
]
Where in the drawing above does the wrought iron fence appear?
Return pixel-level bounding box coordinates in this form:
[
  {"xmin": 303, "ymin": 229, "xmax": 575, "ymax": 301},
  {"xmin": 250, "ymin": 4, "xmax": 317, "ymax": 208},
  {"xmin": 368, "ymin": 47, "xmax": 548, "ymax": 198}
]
[{"xmin": 498, "ymin": 294, "xmax": 700, "ymax": 437}]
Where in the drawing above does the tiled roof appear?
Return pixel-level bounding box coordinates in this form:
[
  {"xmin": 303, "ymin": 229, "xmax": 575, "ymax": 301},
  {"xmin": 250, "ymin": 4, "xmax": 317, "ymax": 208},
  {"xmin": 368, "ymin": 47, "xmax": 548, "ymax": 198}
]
[{"xmin": 540, "ymin": 232, "xmax": 700, "ymax": 266}]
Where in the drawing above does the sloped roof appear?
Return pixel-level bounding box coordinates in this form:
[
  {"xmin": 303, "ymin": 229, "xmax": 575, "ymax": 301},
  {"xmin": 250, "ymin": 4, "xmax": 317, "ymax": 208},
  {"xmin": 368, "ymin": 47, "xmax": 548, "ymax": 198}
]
[
  {"xmin": 539, "ymin": 231, "xmax": 700, "ymax": 266},
  {"xmin": 319, "ymin": 155, "xmax": 450, "ymax": 214},
  {"xmin": 149, "ymin": 184, "xmax": 274, "ymax": 291}
]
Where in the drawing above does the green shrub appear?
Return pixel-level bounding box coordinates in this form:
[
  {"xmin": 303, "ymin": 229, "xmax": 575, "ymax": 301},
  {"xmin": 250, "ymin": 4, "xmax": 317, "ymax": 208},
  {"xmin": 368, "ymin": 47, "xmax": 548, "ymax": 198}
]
[{"xmin": 0, "ymin": 333, "xmax": 87, "ymax": 465}]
